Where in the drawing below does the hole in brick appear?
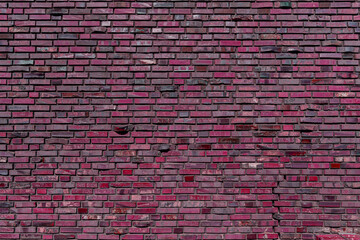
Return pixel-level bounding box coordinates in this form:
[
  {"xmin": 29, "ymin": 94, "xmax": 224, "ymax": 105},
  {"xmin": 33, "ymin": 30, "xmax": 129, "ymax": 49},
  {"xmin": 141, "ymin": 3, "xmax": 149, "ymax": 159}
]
[
  {"xmin": 272, "ymin": 213, "xmax": 283, "ymax": 220},
  {"xmin": 158, "ymin": 144, "xmax": 170, "ymax": 152},
  {"xmin": 90, "ymin": 27, "xmax": 107, "ymax": 33},
  {"xmin": 287, "ymin": 47, "xmax": 303, "ymax": 53},
  {"xmin": 114, "ymin": 125, "xmax": 134, "ymax": 135},
  {"xmin": 260, "ymin": 46, "xmax": 282, "ymax": 53},
  {"xmin": 133, "ymin": 221, "xmax": 153, "ymax": 228},
  {"xmin": 231, "ymin": 15, "xmax": 253, "ymax": 21}
]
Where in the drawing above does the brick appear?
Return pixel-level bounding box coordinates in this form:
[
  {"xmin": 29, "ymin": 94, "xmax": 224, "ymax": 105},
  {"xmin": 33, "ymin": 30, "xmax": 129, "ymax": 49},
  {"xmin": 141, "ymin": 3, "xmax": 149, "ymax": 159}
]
[
  {"xmin": 316, "ymin": 235, "xmax": 344, "ymax": 240},
  {"xmin": 153, "ymin": 3, "xmax": 173, "ymax": 8},
  {"xmin": 0, "ymin": 34, "xmax": 13, "ymax": 40}
]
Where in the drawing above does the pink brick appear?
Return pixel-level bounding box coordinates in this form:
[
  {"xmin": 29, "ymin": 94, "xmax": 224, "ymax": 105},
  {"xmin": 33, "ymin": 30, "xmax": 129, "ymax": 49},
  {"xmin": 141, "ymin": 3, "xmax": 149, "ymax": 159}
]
[{"xmin": 316, "ymin": 235, "xmax": 344, "ymax": 240}]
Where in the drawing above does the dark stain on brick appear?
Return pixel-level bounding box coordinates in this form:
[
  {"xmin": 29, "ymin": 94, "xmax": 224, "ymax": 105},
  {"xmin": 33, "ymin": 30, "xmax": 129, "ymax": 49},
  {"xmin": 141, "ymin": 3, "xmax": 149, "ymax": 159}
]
[
  {"xmin": 319, "ymin": 202, "xmax": 341, "ymax": 208},
  {"xmin": 311, "ymin": 79, "xmax": 330, "ymax": 84},
  {"xmin": 191, "ymin": 144, "xmax": 211, "ymax": 150},
  {"xmin": 158, "ymin": 86, "xmax": 177, "ymax": 92},
  {"xmin": 280, "ymin": 66, "xmax": 293, "ymax": 72},
  {"xmin": 236, "ymin": 125, "xmax": 258, "ymax": 131},
  {"xmin": 174, "ymin": 228, "xmax": 183, "ymax": 234},
  {"xmin": 218, "ymin": 137, "xmax": 240, "ymax": 144},
  {"xmin": 323, "ymin": 196, "xmax": 336, "ymax": 201},
  {"xmin": 0, "ymin": 202, "xmax": 14, "ymax": 208},
  {"xmin": 130, "ymin": 157, "xmax": 144, "ymax": 163},
  {"xmin": 245, "ymin": 202, "xmax": 256, "ymax": 208},
  {"xmin": 294, "ymin": 125, "xmax": 316, "ymax": 132},
  {"xmin": 247, "ymin": 234, "xmax": 257, "ymax": 240},
  {"xmin": 152, "ymin": 118, "xmax": 174, "ymax": 125},
  {"xmin": 48, "ymin": 8, "xmax": 68, "ymax": 16},
  {"xmin": 33, "ymin": 221, "xmax": 55, "ymax": 227},
  {"xmin": 8, "ymin": 131, "xmax": 26, "ymax": 138},
  {"xmin": 301, "ymin": 139, "xmax": 311, "ymax": 144},
  {"xmin": 0, "ymin": 34, "xmax": 13, "ymax": 40},
  {"xmin": 259, "ymin": 125, "xmax": 281, "ymax": 131},
  {"xmin": 54, "ymin": 235, "xmax": 75, "ymax": 240},
  {"xmin": 232, "ymin": 15, "xmax": 253, "ymax": 21},
  {"xmin": 253, "ymin": 131, "xmax": 276, "ymax": 137},
  {"xmin": 300, "ymin": 79, "xmax": 311, "ymax": 85},
  {"xmin": 186, "ymin": 79, "xmax": 208, "ymax": 85},
  {"xmin": 256, "ymin": 144, "xmax": 275, "ymax": 150},
  {"xmin": 0, "ymin": 208, "xmax": 10, "ymax": 214},
  {"xmin": 286, "ymin": 151, "xmax": 306, "ymax": 156},
  {"xmin": 319, "ymin": 2, "xmax": 331, "ymax": 8},
  {"xmin": 24, "ymin": 72, "xmax": 45, "ymax": 79},
  {"xmin": 258, "ymin": 9, "xmax": 270, "ymax": 14}
]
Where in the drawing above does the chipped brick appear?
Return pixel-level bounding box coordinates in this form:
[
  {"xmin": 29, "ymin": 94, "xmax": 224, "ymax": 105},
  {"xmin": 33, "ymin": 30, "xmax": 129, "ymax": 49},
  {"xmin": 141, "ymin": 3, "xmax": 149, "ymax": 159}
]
[{"xmin": 113, "ymin": 125, "xmax": 134, "ymax": 135}]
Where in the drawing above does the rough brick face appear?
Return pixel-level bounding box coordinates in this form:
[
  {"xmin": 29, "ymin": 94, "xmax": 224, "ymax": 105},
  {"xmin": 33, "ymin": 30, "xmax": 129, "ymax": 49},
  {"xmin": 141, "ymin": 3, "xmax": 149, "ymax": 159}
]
[{"xmin": 1, "ymin": 0, "xmax": 360, "ymax": 239}]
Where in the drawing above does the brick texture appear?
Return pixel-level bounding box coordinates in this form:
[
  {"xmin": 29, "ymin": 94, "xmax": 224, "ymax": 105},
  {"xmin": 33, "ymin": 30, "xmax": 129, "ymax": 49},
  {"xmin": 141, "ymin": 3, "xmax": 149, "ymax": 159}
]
[{"xmin": 1, "ymin": 0, "xmax": 360, "ymax": 239}]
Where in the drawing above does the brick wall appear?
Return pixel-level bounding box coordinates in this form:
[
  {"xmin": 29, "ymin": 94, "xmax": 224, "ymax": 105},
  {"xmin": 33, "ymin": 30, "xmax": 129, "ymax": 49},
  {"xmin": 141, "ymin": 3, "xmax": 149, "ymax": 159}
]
[{"xmin": 1, "ymin": 0, "xmax": 360, "ymax": 239}]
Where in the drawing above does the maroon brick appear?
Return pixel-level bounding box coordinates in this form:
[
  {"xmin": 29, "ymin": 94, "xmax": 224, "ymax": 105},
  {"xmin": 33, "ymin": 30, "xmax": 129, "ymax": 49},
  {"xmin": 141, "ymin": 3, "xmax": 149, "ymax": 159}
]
[{"xmin": 78, "ymin": 208, "xmax": 88, "ymax": 214}]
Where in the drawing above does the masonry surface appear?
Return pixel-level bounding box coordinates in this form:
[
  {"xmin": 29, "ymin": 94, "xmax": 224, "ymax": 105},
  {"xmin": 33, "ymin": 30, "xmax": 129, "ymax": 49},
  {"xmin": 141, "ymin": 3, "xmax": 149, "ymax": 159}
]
[{"xmin": 1, "ymin": 0, "xmax": 360, "ymax": 239}]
